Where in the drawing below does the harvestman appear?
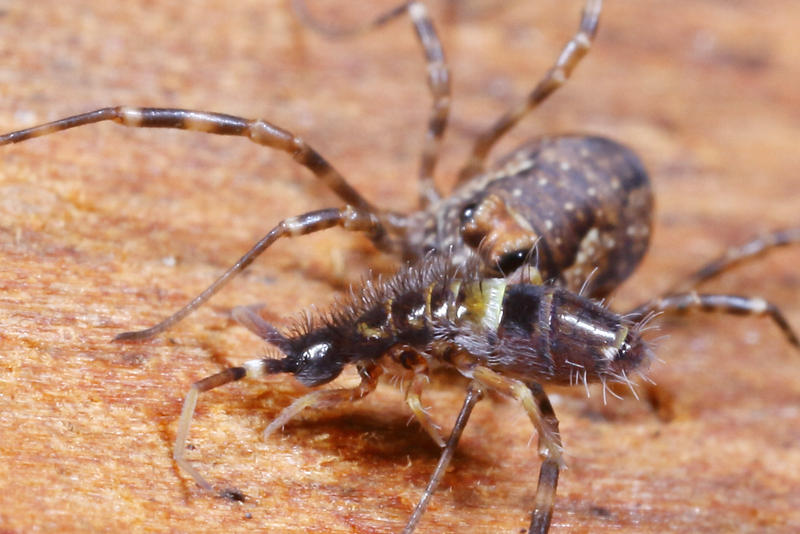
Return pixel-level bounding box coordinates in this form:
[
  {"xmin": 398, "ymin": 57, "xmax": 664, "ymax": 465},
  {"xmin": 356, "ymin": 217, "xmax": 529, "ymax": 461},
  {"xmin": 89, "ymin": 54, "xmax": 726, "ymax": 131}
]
[{"xmin": 2, "ymin": 1, "xmax": 799, "ymax": 532}]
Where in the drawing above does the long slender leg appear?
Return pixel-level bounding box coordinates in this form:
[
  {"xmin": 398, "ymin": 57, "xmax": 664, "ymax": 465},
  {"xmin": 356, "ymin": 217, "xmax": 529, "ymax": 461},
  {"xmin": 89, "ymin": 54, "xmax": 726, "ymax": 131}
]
[
  {"xmin": 470, "ymin": 366, "xmax": 564, "ymax": 532},
  {"xmin": 670, "ymin": 227, "xmax": 800, "ymax": 292},
  {"xmin": 292, "ymin": 1, "xmax": 450, "ymax": 207},
  {"xmin": 115, "ymin": 206, "xmax": 384, "ymax": 341},
  {"xmin": 629, "ymin": 292, "xmax": 800, "ymax": 348},
  {"xmin": 409, "ymin": 1, "xmax": 451, "ymax": 207},
  {"xmin": 174, "ymin": 360, "xmax": 380, "ymax": 496},
  {"xmin": 291, "ymin": 0, "xmax": 410, "ymax": 37},
  {"xmin": 471, "ymin": 366, "xmax": 564, "ymax": 466},
  {"xmin": 526, "ymin": 382, "xmax": 562, "ymax": 534},
  {"xmin": 401, "ymin": 382, "xmax": 484, "ymax": 534},
  {"xmin": 458, "ymin": 0, "xmax": 603, "ymax": 181},
  {"xmin": 0, "ymin": 106, "xmax": 377, "ymax": 212},
  {"xmin": 174, "ymin": 357, "xmax": 284, "ymax": 496}
]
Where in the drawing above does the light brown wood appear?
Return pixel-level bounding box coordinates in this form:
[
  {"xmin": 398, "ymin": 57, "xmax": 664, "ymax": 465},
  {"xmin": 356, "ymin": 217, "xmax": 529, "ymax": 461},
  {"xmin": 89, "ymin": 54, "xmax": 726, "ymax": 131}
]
[{"xmin": 1, "ymin": 1, "xmax": 799, "ymax": 532}]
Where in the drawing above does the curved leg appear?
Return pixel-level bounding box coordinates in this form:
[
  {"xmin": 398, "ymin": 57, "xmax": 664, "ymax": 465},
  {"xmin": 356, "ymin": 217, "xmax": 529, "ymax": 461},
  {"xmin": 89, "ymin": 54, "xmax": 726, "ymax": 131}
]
[
  {"xmin": 174, "ymin": 359, "xmax": 275, "ymax": 497},
  {"xmin": 472, "ymin": 366, "xmax": 564, "ymax": 466},
  {"xmin": 1, "ymin": 107, "xmax": 402, "ymax": 339},
  {"xmin": 406, "ymin": 371, "xmax": 445, "ymax": 447},
  {"xmin": 291, "ymin": 0, "xmax": 410, "ymax": 37},
  {"xmin": 470, "ymin": 366, "xmax": 564, "ymax": 533},
  {"xmin": 670, "ymin": 227, "xmax": 800, "ymax": 292},
  {"xmin": 628, "ymin": 292, "xmax": 800, "ymax": 348},
  {"xmin": 115, "ymin": 206, "xmax": 384, "ymax": 341},
  {"xmin": 458, "ymin": 0, "xmax": 603, "ymax": 180},
  {"xmin": 402, "ymin": 382, "xmax": 484, "ymax": 534},
  {"xmin": 174, "ymin": 360, "xmax": 380, "ymax": 497},
  {"xmin": 389, "ymin": 346, "xmax": 446, "ymax": 447},
  {"xmin": 292, "ymin": 1, "xmax": 450, "ymax": 207},
  {"xmin": 0, "ymin": 106, "xmax": 377, "ymax": 212}
]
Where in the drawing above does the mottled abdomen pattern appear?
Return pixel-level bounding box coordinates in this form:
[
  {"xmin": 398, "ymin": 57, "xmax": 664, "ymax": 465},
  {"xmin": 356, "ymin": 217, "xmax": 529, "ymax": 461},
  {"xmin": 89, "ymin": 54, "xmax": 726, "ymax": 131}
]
[{"xmin": 416, "ymin": 136, "xmax": 653, "ymax": 297}]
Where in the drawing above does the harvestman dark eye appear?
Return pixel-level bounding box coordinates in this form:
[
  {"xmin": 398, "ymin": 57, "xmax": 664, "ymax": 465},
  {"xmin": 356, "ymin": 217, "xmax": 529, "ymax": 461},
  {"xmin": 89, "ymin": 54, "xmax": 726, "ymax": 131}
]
[{"xmin": 3, "ymin": 0, "xmax": 798, "ymax": 532}]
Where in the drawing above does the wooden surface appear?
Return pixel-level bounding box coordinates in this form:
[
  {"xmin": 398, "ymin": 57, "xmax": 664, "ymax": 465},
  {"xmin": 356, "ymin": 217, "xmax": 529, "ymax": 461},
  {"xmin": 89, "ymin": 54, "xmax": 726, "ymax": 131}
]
[{"xmin": 1, "ymin": 0, "xmax": 799, "ymax": 532}]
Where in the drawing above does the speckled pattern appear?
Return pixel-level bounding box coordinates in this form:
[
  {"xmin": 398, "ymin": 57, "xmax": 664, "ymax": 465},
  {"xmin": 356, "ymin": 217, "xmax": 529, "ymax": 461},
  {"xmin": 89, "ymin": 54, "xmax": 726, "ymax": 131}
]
[{"xmin": 0, "ymin": 1, "xmax": 799, "ymax": 533}]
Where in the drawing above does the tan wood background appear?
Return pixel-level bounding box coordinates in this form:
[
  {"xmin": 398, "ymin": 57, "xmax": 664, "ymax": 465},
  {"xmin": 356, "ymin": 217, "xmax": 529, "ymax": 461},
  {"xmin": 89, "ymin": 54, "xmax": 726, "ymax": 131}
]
[{"xmin": 1, "ymin": 0, "xmax": 799, "ymax": 532}]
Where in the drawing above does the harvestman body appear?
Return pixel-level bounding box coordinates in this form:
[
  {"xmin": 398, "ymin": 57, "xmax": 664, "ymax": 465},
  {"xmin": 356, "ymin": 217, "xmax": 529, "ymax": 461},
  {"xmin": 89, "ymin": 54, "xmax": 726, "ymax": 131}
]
[{"xmin": 2, "ymin": 0, "xmax": 799, "ymax": 532}]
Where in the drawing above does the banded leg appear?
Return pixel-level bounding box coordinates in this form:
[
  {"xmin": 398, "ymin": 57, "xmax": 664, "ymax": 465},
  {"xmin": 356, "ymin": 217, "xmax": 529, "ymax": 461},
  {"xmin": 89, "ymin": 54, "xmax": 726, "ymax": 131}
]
[
  {"xmin": 402, "ymin": 382, "xmax": 484, "ymax": 534},
  {"xmin": 174, "ymin": 359, "xmax": 380, "ymax": 497},
  {"xmin": 458, "ymin": 0, "xmax": 603, "ymax": 180},
  {"xmin": 526, "ymin": 382, "xmax": 562, "ymax": 534},
  {"xmin": 458, "ymin": 367, "xmax": 563, "ymax": 533},
  {"xmin": 292, "ymin": 1, "xmax": 450, "ymax": 207},
  {"xmin": 115, "ymin": 206, "xmax": 384, "ymax": 341},
  {"xmin": 629, "ymin": 292, "xmax": 800, "ymax": 348},
  {"xmin": 174, "ymin": 357, "xmax": 291, "ymax": 497},
  {"xmin": 409, "ymin": 0, "xmax": 451, "ymax": 207},
  {"xmin": 670, "ymin": 227, "xmax": 800, "ymax": 292},
  {"xmin": 0, "ymin": 106, "xmax": 378, "ymax": 213}
]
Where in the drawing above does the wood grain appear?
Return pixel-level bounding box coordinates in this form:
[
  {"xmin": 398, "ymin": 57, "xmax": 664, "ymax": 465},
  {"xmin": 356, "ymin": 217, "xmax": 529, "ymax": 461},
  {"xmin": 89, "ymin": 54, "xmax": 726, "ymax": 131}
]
[{"xmin": 1, "ymin": 1, "xmax": 798, "ymax": 532}]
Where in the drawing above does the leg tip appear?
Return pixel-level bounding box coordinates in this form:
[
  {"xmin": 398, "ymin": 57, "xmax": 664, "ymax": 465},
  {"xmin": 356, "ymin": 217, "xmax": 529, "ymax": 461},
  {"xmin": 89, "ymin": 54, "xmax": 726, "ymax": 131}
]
[{"xmin": 219, "ymin": 488, "xmax": 246, "ymax": 502}]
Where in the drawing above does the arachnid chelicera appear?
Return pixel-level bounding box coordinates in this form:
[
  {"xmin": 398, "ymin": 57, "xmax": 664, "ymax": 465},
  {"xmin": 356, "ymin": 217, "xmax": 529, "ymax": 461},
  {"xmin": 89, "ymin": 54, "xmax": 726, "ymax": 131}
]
[{"xmin": 4, "ymin": 0, "xmax": 800, "ymax": 532}]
